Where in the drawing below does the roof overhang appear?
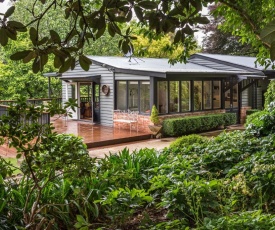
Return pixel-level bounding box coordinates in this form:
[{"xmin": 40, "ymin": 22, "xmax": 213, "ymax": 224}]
[
  {"xmin": 237, "ymin": 74, "xmax": 266, "ymax": 80},
  {"xmin": 43, "ymin": 72, "xmax": 61, "ymax": 77},
  {"xmin": 59, "ymin": 75, "xmax": 101, "ymax": 83}
]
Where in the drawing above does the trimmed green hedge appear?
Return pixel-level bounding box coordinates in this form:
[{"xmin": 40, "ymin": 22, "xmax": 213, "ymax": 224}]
[
  {"xmin": 246, "ymin": 109, "xmax": 260, "ymax": 115},
  {"xmin": 163, "ymin": 113, "xmax": 237, "ymax": 137}
]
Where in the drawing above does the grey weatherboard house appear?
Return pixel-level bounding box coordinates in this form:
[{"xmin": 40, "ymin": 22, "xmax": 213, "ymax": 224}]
[{"xmin": 58, "ymin": 53, "xmax": 275, "ymax": 132}]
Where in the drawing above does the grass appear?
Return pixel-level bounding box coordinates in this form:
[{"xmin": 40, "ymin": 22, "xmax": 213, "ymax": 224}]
[{"xmin": 5, "ymin": 157, "xmax": 21, "ymax": 175}]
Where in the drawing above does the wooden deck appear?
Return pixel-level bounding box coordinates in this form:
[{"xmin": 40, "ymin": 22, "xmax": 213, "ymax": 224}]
[{"xmin": 51, "ymin": 118, "xmax": 151, "ymax": 148}]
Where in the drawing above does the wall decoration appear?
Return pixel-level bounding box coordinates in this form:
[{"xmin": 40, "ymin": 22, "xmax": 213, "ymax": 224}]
[{"xmin": 101, "ymin": 85, "xmax": 110, "ymax": 95}]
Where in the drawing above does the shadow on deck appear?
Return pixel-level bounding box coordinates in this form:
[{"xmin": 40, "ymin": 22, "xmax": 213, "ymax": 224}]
[{"xmin": 52, "ymin": 118, "xmax": 152, "ymax": 148}]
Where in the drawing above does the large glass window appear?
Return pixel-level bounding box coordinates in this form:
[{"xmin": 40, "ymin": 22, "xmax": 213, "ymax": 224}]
[
  {"xmin": 194, "ymin": 81, "xmax": 202, "ymax": 111},
  {"xmin": 213, "ymin": 81, "xmax": 221, "ymax": 109},
  {"xmin": 233, "ymin": 84, "xmax": 238, "ymax": 107},
  {"xmin": 140, "ymin": 81, "xmax": 150, "ymax": 113},
  {"xmin": 203, "ymin": 81, "xmax": 212, "ymax": 109},
  {"xmin": 128, "ymin": 81, "xmax": 139, "ymax": 111},
  {"xmin": 169, "ymin": 81, "xmax": 179, "ymax": 112},
  {"xmin": 157, "ymin": 81, "xmax": 168, "ymax": 113},
  {"xmin": 116, "ymin": 81, "xmax": 127, "ymax": 110},
  {"xmin": 224, "ymin": 80, "xmax": 231, "ymax": 109},
  {"xmin": 181, "ymin": 81, "xmax": 190, "ymax": 112}
]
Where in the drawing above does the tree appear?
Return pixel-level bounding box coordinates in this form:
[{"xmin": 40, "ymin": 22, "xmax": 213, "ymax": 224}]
[
  {"xmin": 1, "ymin": 0, "xmax": 275, "ymax": 72},
  {"xmin": 201, "ymin": 4, "xmax": 255, "ymax": 56}
]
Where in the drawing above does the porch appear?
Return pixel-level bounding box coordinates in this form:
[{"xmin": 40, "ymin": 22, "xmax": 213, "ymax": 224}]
[{"xmin": 51, "ymin": 118, "xmax": 151, "ymax": 148}]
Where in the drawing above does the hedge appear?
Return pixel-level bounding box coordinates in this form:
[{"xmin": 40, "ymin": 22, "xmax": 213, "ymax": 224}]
[
  {"xmin": 163, "ymin": 113, "xmax": 237, "ymax": 137},
  {"xmin": 246, "ymin": 109, "xmax": 261, "ymax": 116}
]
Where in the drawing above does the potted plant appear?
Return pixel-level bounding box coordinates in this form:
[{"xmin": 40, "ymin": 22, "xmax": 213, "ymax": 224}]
[{"xmin": 148, "ymin": 104, "xmax": 162, "ymax": 138}]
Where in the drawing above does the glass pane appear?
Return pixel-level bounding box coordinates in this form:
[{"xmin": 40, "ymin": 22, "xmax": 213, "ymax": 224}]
[
  {"xmin": 157, "ymin": 81, "xmax": 168, "ymax": 114},
  {"xmin": 128, "ymin": 81, "xmax": 139, "ymax": 111},
  {"xmin": 194, "ymin": 81, "xmax": 202, "ymax": 111},
  {"xmin": 116, "ymin": 81, "xmax": 127, "ymax": 110},
  {"xmin": 213, "ymin": 81, "xmax": 221, "ymax": 109},
  {"xmin": 181, "ymin": 81, "xmax": 190, "ymax": 112},
  {"xmin": 169, "ymin": 81, "xmax": 179, "ymax": 112},
  {"xmin": 233, "ymin": 84, "xmax": 238, "ymax": 107},
  {"xmin": 224, "ymin": 80, "xmax": 230, "ymax": 109},
  {"xmin": 203, "ymin": 81, "xmax": 212, "ymax": 109},
  {"xmin": 140, "ymin": 81, "xmax": 150, "ymax": 113}
]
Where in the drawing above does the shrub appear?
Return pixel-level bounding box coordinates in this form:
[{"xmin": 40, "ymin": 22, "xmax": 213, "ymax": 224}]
[
  {"xmin": 150, "ymin": 104, "xmax": 160, "ymax": 125},
  {"xmin": 170, "ymin": 134, "xmax": 208, "ymax": 149},
  {"xmin": 163, "ymin": 113, "xmax": 236, "ymax": 137},
  {"xmin": 246, "ymin": 109, "xmax": 260, "ymax": 116}
]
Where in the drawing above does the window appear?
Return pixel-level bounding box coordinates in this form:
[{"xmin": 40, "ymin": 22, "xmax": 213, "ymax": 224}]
[
  {"xmin": 213, "ymin": 81, "xmax": 221, "ymax": 109},
  {"xmin": 203, "ymin": 81, "xmax": 212, "ymax": 109},
  {"xmin": 169, "ymin": 81, "xmax": 179, "ymax": 112},
  {"xmin": 128, "ymin": 81, "xmax": 139, "ymax": 111},
  {"xmin": 181, "ymin": 81, "xmax": 190, "ymax": 112},
  {"xmin": 157, "ymin": 81, "xmax": 168, "ymax": 113},
  {"xmin": 194, "ymin": 81, "xmax": 202, "ymax": 111},
  {"xmin": 233, "ymin": 84, "xmax": 238, "ymax": 108},
  {"xmin": 116, "ymin": 81, "xmax": 127, "ymax": 110},
  {"xmin": 140, "ymin": 81, "xmax": 150, "ymax": 113},
  {"xmin": 115, "ymin": 80, "xmax": 150, "ymax": 113}
]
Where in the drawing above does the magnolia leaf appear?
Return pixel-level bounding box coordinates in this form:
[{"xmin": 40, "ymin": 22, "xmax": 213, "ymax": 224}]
[
  {"xmin": 108, "ymin": 23, "xmax": 116, "ymax": 37},
  {"xmin": 0, "ymin": 28, "xmax": 8, "ymax": 46},
  {"xmin": 138, "ymin": 1, "xmax": 158, "ymax": 9},
  {"xmin": 32, "ymin": 57, "xmax": 40, "ymax": 74},
  {"xmin": 182, "ymin": 25, "xmax": 194, "ymax": 35},
  {"xmin": 270, "ymin": 41, "xmax": 275, "ymax": 61},
  {"xmin": 194, "ymin": 16, "xmax": 210, "ymax": 24},
  {"xmin": 29, "ymin": 27, "xmax": 38, "ymax": 45},
  {"xmin": 10, "ymin": 50, "xmax": 32, "ymax": 60},
  {"xmin": 174, "ymin": 30, "xmax": 182, "ymax": 44},
  {"xmin": 23, "ymin": 51, "xmax": 36, "ymax": 63},
  {"xmin": 261, "ymin": 20, "xmax": 275, "ymax": 45},
  {"xmin": 96, "ymin": 27, "xmax": 105, "ymax": 39},
  {"xmin": 41, "ymin": 54, "xmax": 48, "ymax": 67},
  {"xmin": 54, "ymin": 55, "xmax": 62, "ymax": 68},
  {"xmin": 4, "ymin": 6, "xmax": 15, "ymax": 18},
  {"xmin": 59, "ymin": 58, "xmax": 72, "ymax": 73},
  {"xmin": 7, "ymin": 21, "xmax": 26, "ymax": 32},
  {"xmin": 79, "ymin": 55, "xmax": 92, "ymax": 71},
  {"xmin": 122, "ymin": 41, "xmax": 129, "ymax": 54},
  {"xmin": 5, "ymin": 28, "xmax": 16, "ymax": 40},
  {"xmin": 37, "ymin": 36, "xmax": 48, "ymax": 46},
  {"xmin": 50, "ymin": 30, "xmax": 61, "ymax": 44},
  {"xmin": 71, "ymin": 57, "xmax": 76, "ymax": 70},
  {"xmin": 40, "ymin": 0, "xmax": 46, "ymax": 4},
  {"xmin": 134, "ymin": 6, "xmax": 143, "ymax": 21}
]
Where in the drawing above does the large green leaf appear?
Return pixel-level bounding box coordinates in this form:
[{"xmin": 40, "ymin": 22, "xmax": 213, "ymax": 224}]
[
  {"xmin": 4, "ymin": 6, "xmax": 15, "ymax": 18},
  {"xmin": 29, "ymin": 27, "xmax": 38, "ymax": 45},
  {"xmin": 0, "ymin": 28, "xmax": 8, "ymax": 46},
  {"xmin": 10, "ymin": 50, "xmax": 32, "ymax": 60},
  {"xmin": 50, "ymin": 30, "xmax": 61, "ymax": 44},
  {"xmin": 270, "ymin": 41, "xmax": 275, "ymax": 61},
  {"xmin": 138, "ymin": 1, "xmax": 158, "ymax": 9},
  {"xmin": 79, "ymin": 55, "xmax": 92, "ymax": 71},
  {"xmin": 261, "ymin": 21, "xmax": 275, "ymax": 45}
]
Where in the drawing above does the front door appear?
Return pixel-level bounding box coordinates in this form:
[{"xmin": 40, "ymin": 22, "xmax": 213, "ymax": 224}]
[{"xmin": 79, "ymin": 82, "xmax": 93, "ymax": 121}]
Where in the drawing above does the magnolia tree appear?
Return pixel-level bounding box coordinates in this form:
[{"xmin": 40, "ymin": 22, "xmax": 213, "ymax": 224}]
[{"xmin": 0, "ymin": 0, "xmax": 275, "ymax": 73}]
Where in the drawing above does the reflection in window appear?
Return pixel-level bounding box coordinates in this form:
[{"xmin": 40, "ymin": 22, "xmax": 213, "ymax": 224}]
[
  {"xmin": 213, "ymin": 81, "xmax": 221, "ymax": 109},
  {"xmin": 203, "ymin": 81, "xmax": 212, "ymax": 109},
  {"xmin": 233, "ymin": 84, "xmax": 238, "ymax": 107},
  {"xmin": 194, "ymin": 81, "xmax": 202, "ymax": 111},
  {"xmin": 116, "ymin": 81, "xmax": 127, "ymax": 110},
  {"xmin": 128, "ymin": 81, "xmax": 139, "ymax": 111},
  {"xmin": 224, "ymin": 80, "xmax": 231, "ymax": 109},
  {"xmin": 181, "ymin": 81, "xmax": 190, "ymax": 111},
  {"xmin": 157, "ymin": 81, "xmax": 168, "ymax": 113},
  {"xmin": 140, "ymin": 81, "xmax": 150, "ymax": 113},
  {"xmin": 169, "ymin": 81, "xmax": 179, "ymax": 112}
]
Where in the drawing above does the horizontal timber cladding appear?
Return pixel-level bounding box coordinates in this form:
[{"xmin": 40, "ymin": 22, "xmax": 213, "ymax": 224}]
[
  {"xmin": 115, "ymin": 73, "xmax": 150, "ymax": 81},
  {"xmin": 242, "ymin": 88, "xmax": 249, "ymax": 107}
]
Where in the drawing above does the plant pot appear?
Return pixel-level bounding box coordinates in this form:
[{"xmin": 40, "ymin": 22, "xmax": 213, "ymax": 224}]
[{"xmin": 148, "ymin": 125, "xmax": 163, "ymax": 137}]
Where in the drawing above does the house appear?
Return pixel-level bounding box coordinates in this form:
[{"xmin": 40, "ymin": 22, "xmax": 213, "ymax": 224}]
[{"xmin": 56, "ymin": 53, "xmax": 275, "ymax": 132}]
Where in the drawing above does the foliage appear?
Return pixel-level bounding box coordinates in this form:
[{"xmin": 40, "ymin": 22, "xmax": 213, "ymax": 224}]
[
  {"xmin": 201, "ymin": 4, "xmax": 255, "ymax": 56},
  {"xmin": 170, "ymin": 134, "xmax": 208, "ymax": 149},
  {"xmin": 3, "ymin": 98, "xmax": 275, "ymax": 228},
  {"xmin": 246, "ymin": 109, "xmax": 261, "ymax": 115},
  {"xmin": 264, "ymin": 80, "xmax": 275, "ymax": 108},
  {"xmin": 246, "ymin": 102, "xmax": 275, "ymax": 136},
  {"xmin": 163, "ymin": 113, "xmax": 236, "ymax": 137},
  {"xmin": 150, "ymin": 104, "xmax": 160, "ymax": 125}
]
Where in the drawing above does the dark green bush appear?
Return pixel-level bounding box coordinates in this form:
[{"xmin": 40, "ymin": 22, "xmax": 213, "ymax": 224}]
[
  {"xmin": 246, "ymin": 109, "xmax": 260, "ymax": 115},
  {"xmin": 163, "ymin": 113, "xmax": 236, "ymax": 137}
]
